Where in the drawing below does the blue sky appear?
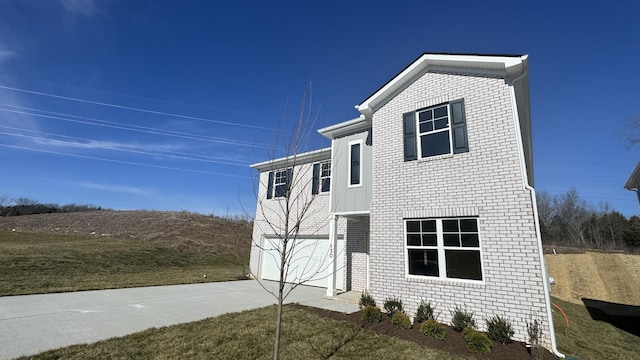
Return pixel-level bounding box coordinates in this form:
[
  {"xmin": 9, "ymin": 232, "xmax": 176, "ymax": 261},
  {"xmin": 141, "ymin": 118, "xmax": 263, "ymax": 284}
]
[{"xmin": 0, "ymin": 0, "xmax": 638, "ymax": 217}]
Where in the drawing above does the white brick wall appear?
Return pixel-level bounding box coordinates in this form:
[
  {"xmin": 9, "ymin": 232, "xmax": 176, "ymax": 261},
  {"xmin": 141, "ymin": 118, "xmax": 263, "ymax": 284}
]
[
  {"xmin": 369, "ymin": 71, "xmax": 551, "ymax": 346},
  {"xmin": 345, "ymin": 217, "xmax": 369, "ymax": 292}
]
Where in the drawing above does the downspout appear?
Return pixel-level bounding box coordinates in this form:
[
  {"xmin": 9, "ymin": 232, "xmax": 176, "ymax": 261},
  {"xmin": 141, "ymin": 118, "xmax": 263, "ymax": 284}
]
[{"xmin": 509, "ymin": 69, "xmax": 565, "ymax": 359}]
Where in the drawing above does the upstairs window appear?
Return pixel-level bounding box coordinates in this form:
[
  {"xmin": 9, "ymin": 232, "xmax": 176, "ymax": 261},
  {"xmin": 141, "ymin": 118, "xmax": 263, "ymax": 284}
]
[
  {"xmin": 403, "ymin": 99, "xmax": 468, "ymax": 161},
  {"xmin": 266, "ymin": 168, "xmax": 293, "ymax": 199},
  {"xmin": 349, "ymin": 140, "xmax": 362, "ymax": 187},
  {"xmin": 312, "ymin": 161, "xmax": 331, "ymax": 194}
]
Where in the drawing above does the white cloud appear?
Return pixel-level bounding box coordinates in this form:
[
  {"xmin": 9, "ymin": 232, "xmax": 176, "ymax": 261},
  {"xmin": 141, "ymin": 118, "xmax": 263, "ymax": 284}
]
[
  {"xmin": 76, "ymin": 182, "xmax": 152, "ymax": 196},
  {"xmin": 0, "ymin": 50, "xmax": 17, "ymax": 63},
  {"xmin": 59, "ymin": 0, "xmax": 102, "ymax": 16}
]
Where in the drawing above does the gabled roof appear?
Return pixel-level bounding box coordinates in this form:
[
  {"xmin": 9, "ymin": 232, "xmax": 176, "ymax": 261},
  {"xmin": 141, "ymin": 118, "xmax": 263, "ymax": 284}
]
[
  {"xmin": 625, "ymin": 162, "xmax": 640, "ymax": 190},
  {"xmin": 356, "ymin": 53, "xmax": 529, "ymax": 118}
]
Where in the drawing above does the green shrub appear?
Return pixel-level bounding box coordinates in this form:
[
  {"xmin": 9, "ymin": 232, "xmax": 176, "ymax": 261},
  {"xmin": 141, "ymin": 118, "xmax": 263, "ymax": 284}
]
[
  {"xmin": 527, "ymin": 319, "xmax": 543, "ymax": 360},
  {"xmin": 383, "ymin": 297, "xmax": 403, "ymax": 316},
  {"xmin": 358, "ymin": 291, "xmax": 376, "ymax": 309},
  {"xmin": 419, "ymin": 319, "xmax": 447, "ymax": 340},
  {"xmin": 485, "ymin": 315, "xmax": 514, "ymax": 344},
  {"xmin": 361, "ymin": 305, "xmax": 382, "ymax": 323},
  {"xmin": 450, "ymin": 305, "xmax": 476, "ymax": 332},
  {"xmin": 391, "ymin": 312, "xmax": 412, "ymax": 329},
  {"xmin": 463, "ymin": 327, "xmax": 492, "ymax": 355},
  {"xmin": 415, "ymin": 299, "xmax": 435, "ymax": 323}
]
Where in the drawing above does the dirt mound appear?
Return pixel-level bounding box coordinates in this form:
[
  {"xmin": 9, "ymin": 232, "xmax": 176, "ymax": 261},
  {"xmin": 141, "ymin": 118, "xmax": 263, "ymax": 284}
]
[
  {"xmin": 545, "ymin": 252, "xmax": 640, "ymax": 306},
  {"xmin": 0, "ymin": 210, "xmax": 252, "ymax": 255}
]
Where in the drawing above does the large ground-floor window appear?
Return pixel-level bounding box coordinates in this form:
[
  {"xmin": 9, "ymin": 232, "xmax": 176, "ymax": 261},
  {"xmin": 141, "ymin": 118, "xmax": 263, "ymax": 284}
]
[{"xmin": 405, "ymin": 217, "xmax": 483, "ymax": 281}]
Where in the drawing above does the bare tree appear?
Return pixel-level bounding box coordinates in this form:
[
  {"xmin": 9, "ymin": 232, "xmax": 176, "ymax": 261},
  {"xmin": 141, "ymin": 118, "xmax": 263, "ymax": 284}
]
[
  {"xmin": 554, "ymin": 189, "xmax": 591, "ymax": 246},
  {"xmin": 250, "ymin": 87, "xmax": 337, "ymax": 360},
  {"xmin": 0, "ymin": 195, "xmax": 9, "ymax": 208},
  {"xmin": 625, "ymin": 116, "xmax": 640, "ymax": 147}
]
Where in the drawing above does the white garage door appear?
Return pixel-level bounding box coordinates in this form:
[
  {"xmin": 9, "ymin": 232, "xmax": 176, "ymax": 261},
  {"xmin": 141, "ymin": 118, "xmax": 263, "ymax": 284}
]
[{"xmin": 261, "ymin": 237, "xmax": 344, "ymax": 290}]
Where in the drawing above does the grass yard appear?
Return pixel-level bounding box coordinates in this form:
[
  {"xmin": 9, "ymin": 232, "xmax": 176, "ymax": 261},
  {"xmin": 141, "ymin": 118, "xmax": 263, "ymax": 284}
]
[
  {"xmin": 19, "ymin": 305, "xmax": 464, "ymax": 360},
  {"xmin": 0, "ymin": 230, "xmax": 247, "ymax": 296},
  {"xmin": 552, "ymin": 297, "xmax": 640, "ymax": 360},
  {"xmin": 16, "ymin": 297, "xmax": 640, "ymax": 360}
]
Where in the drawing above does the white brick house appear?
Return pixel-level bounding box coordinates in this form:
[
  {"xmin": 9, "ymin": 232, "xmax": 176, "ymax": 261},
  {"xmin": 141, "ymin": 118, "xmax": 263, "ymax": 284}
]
[{"xmin": 250, "ymin": 53, "xmax": 562, "ymax": 356}]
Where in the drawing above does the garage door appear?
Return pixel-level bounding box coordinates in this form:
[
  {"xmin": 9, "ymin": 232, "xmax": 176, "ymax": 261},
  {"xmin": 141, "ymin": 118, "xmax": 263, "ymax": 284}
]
[{"xmin": 260, "ymin": 237, "xmax": 344, "ymax": 290}]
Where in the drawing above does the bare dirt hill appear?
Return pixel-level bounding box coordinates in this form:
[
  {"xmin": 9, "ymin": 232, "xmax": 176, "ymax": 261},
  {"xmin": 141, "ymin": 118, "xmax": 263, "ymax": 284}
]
[
  {"xmin": 0, "ymin": 210, "xmax": 252, "ymax": 255},
  {"xmin": 545, "ymin": 252, "xmax": 640, "ymax": 306}
]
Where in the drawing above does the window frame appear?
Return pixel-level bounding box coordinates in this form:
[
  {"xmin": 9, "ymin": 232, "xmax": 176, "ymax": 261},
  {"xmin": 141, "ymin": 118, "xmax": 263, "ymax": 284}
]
[
  {"xmin": 404, "ymin": 217, "xmax": 484, "ymax": 283},
  {"xmin": 416, "ymin": 103, "xmax": 453, "ymax": 159},
  {"xmin": 319, "ymin": 161, "xmax": 331, "ymax": 193},
  {"xmin": 348, "ymin": 139, "xmax": 362, "ymax": 188},
  {"xmin": 269, "ymin": 168, "xmax": 292, "ymax": 199}
]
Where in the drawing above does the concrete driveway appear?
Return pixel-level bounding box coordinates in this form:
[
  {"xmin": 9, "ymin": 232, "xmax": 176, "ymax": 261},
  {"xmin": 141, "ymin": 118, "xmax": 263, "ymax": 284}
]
[{"xmin": 0, "ymin": 280, "xmax": 358, "ymax": 360}]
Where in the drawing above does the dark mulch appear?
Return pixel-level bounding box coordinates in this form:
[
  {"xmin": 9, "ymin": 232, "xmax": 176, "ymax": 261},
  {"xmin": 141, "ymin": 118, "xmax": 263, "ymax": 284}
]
[{"xmin": 293, "ymin": 305, "xmax": 559, "ymax": 360}]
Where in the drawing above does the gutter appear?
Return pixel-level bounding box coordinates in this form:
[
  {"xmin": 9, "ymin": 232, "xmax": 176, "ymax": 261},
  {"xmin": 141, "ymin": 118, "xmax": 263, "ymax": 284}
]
[{"xmin": 509, "ymin": 68, "xmax": 566, "ymax": 359}]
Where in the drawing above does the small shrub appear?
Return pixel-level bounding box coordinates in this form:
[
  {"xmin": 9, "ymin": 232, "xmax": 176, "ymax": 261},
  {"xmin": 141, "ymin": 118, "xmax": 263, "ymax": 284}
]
[
  {"xmin": 527, "ymin": 319, "xmax": 543, "ymax": 360},
  {"xmin": 358, "ymin": 291, "xmax": 376, "ymax": 309},
  {"xmin": 391, "ymin": 312, "xmax": 412, "ymax": 329},
  {"xmin": 383, "ymin": 297, "xmax": 403, "ymax": 316},
  {"xmin": 463, "ymin": 327, "xmax": 492, "ymax": 355},
  {"xmin": 420, "ymin": 319, "xmax": 447, "ymax": 340},
  {"xmin": 361, "ymin": 305, "xmax": 382, "ymax": 323},
  {"xmin": 450, "ymin": 305, "xmax": 476, "ymax": 332},
  {"xmin": 486, "ymin": 315, "xmax": 515, "ymax": 344},
  {"xmin": 415, "ymin": 299, "xmax": 435, "ymax": 323}
]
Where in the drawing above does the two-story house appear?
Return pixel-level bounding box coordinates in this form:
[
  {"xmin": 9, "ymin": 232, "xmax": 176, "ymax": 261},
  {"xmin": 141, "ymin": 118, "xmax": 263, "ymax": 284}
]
[{"xmin": 249, "ymin": 53, "xmax": 562, "ymax": 355}]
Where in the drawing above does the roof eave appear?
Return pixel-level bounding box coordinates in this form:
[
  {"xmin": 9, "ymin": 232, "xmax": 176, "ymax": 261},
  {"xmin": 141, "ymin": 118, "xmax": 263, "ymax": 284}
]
[
  {"xmin": 318, "ymin": 115, "xmax": 370, "ymax": 139},
  {"xmin": 250, "ymin": 147, "xmax": 332, "ymax": 172},
  {"xmin": 624, "ymin": 162, "xmax": 640, "ymax": 190},
  {"xmin": 356, "ymin": 53, "xmax": 528, "ymax": 118}
]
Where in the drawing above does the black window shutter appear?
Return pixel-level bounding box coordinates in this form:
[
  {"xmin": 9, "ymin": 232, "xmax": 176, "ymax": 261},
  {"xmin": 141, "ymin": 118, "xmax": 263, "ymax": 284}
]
[
  {"xmin": 403, "ymin": 112, "xmax": 417, "ymax": 161},
  {"xmin": 266, "ymin": 171, "xmax": 274, "ymax": 199},
  {"xmin": 450, "ymin": 99, "xmax": 469, "ymax": 154},
  {"xmin": 286, "ymin": 168, "xmax": 293, "ymax": 195},
  {"xmin": 312, "ymin": 163, "xmax": 320, "ymax": 195}
]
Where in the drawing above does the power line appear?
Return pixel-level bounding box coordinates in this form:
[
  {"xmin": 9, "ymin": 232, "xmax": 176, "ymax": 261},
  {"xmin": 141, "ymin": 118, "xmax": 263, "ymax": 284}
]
[
  {"xmin": 0, "ymin": 84, "xmax": 278, "ymax": 131},
  {"xmin": 0, "ymin": 131, "xmax": 250, "ymax": 167},
  {"xmin": 0, "ymin": 143, "xmax": 253, "ymax": 178},
  {"xmin": 0, "ymin": 106, "xmax": 272, "ymax": 149},
  {"xmin": 2, "ymin": 75, "xmax": 281, "ymax": 120},
  {"xmin": 0, "ymin": 125, "xmax": 250, "ymax": 164}
]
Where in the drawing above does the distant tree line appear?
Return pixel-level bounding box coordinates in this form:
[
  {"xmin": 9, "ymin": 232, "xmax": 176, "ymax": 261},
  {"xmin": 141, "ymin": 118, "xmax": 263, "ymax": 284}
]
[
  {"xmin": 537, "ymin": 189, "xmax": 640, "ymax": 251},
  {"xmin": 0, "ymin": 196, "xmax": 102, "ymax": 217}
]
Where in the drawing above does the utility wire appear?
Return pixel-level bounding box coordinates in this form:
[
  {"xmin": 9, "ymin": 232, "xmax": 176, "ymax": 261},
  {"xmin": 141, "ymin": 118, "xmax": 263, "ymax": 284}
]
[
  {"xmin": 0, "ymin": 125, "xmax": 250, "ymax": 164},
  {"xmin": 0, "ymin": 84, "xmax": 278, "ymax": 131},
  {"xmin": 0, "ymin": 131, "xmax": 249, "ymax": 167},
  {"xmin": 2, "ymin": 75, "xmax": 281, "ymax": 120},
  {"xmin": 0, "ymin": 107, "xmax": 272, "ymax": 149},
  {"xmin": 0, "ymin": 143, "xmax": 252, "ymax": 178}
]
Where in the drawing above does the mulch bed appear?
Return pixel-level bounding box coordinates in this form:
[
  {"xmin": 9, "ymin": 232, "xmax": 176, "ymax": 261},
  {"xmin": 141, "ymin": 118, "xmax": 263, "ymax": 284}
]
[{"xmin": 292, "ymin": 305, "xmax": 558, "ymax": 360}]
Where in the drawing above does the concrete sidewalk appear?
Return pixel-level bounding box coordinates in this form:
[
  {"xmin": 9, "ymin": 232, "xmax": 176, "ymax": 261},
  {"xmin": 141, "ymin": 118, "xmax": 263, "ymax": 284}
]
[{"xmin": 0, "ymin": 280, "xmax": 358, "ymax": 360}]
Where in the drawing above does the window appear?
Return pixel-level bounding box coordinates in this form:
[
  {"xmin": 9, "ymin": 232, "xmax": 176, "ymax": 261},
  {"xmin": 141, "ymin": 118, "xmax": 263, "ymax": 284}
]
[
  {"xmin": 405, "ymin": 217, "xmax": 482, "ymax": 281},
  {"xmin": 312, "ymin": 161, "xmax": 331, "ymax": 194},
  {"xmin": 403, "ymin": 99, "xmax": 468, "ymax": 161},
  {"xmin": 349, "ymin": 140, "xmax": 361, "ymax": 186},
  {"xmin": 266, "ymin": 168, "xmax": 292, "ymax": 199}
]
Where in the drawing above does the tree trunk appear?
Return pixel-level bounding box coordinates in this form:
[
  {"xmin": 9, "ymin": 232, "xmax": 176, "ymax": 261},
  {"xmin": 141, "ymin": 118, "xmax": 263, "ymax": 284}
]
[{"xmin": 273, "ymin": 294, "xmax": 283, "ymax": 360}]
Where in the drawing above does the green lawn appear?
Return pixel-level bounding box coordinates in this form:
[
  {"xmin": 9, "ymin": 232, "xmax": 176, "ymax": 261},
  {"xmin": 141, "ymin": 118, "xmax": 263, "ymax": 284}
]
[
  {"xmin": 20, "ymin": 305, "xmax": 465, "ymax": 360},
  {"xmin": 551, "ymin": 297, "xmax": 640, "ymax": 360},
  {"xmin": 0, "ymin": 231, "xmax": 246, "ymax": 296}
]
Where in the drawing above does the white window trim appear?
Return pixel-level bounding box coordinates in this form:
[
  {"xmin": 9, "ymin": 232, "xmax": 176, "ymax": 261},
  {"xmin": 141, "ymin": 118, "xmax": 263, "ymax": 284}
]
[
  {"xmin": 347, "ymin": 139, "xmax": 363, "ymax": 188},
  {"xmin": 416, "ymin": 103, "xmax": 454, "ymax": 159},
  {"xmin": 319, "ymin": 160, "xmax": 331, "ymax": 193},
  {"xmin": 404, "ymin": 217, "xmax": 485, "ymax": 284}
]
